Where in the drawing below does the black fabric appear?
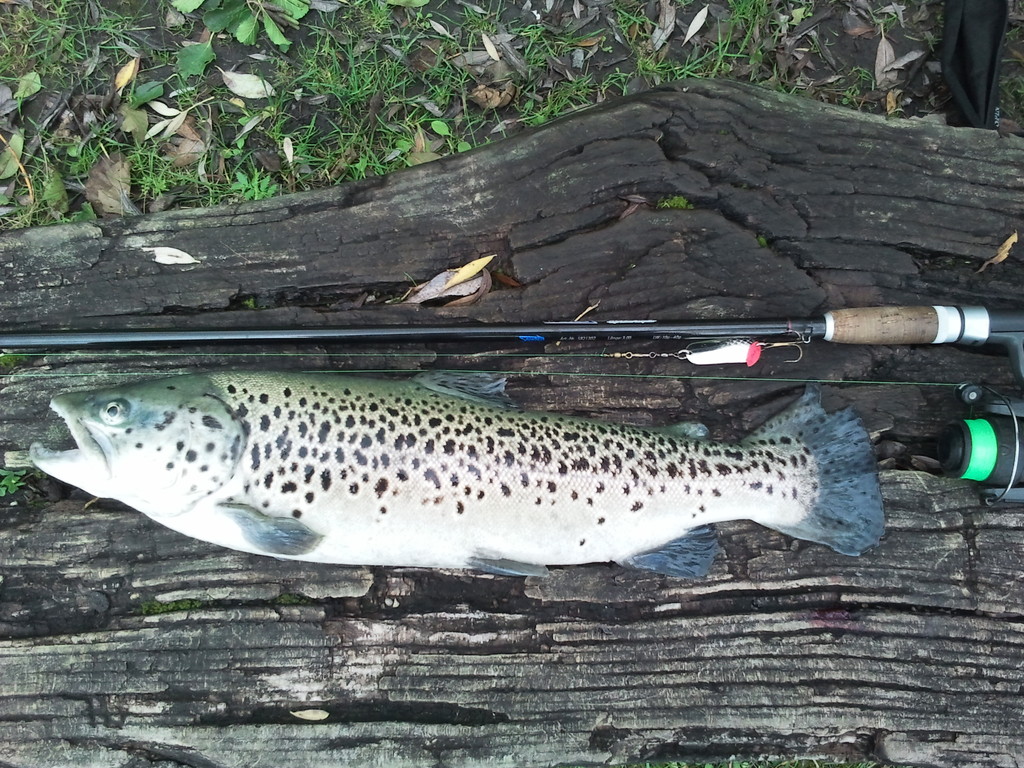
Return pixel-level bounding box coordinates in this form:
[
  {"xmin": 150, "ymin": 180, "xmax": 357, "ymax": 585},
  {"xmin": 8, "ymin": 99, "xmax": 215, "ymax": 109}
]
[{"xmin": 941, "ymin": 0, "xmax": 1009, "ymax": 129}]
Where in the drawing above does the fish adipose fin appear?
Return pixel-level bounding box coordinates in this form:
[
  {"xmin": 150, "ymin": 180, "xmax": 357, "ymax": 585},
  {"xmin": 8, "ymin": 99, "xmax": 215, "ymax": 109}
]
[
  {"xmin": 467, "ymin": 556, "xmax": 550, "ymax": 577},
  {"xmin": 747, "ymin": 387, "xmax": 884, "ymax": 556},
  {"xmin": 619, "ymin": 525, "xmax": 719, "ymax": 578},
  {"xmin": 219, "ymin": 503, "xmax": 323, "ymax": 556},
  {"xmin": 413, "ymin": 371, "xmax": 520, "ymax": 410}
]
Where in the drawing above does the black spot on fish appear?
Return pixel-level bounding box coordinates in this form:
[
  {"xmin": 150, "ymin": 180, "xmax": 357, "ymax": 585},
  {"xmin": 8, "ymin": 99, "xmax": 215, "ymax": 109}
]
[
  {"xmin": 305, "ymin": 492, "xmax": 314, "ymax": 504},
  {"xmin": 334, "ymin": 448, "xmax": 345, "ymax": 463},
  {"xmin": 429, "ymin": 417, "xmax": 442, "ymax": 428},
  {"xmin": 303, "ymin": 465, "xmax": 315, "ymax": 483},
  {"xmin": 155, "ymin": 412, "xmax": 176, "ymax": 431},
  {"xmin": 598, "ymin": 516, "xmax": 605, "ymax": 524},
  {"xmin": 443, "ymin": 439, "xmax": 456, "ymax": 455},
  {"xmin": 456, "ymin": 501, "xmax": 465, "ymax": 515},
  {"xmin": 345, "ymin": 415, "xmax": 356, "ymax": 429},
  {"xmin": 715, "ymin": 463, "xmax": 732, "ymax": 476},
  {"xmin": 354, "ymin": 450, "xmax": 368, "ymax": 466},
  {"xmin": 424, "ymin": 469, "xmax": 441, "ymax": 489},
  {"xmin": 712, "ymin": 489, "xmax": 721, "ymax": 497},
  {"xmin": 579, "ymin": 539, "xmax": 586, "ymax": 546},
  {"xmin": 283, "ymin": 387, "xmax": 292, "ymax": 398},
  {"xmin": 185, "ymin": 450, "xmax": 197, "ymax": 463},
  {"xmin": 202, "ymin": 415, "xmax": 223, "ymax": 430},
  {"xmin": 497, "ymin": 427, "xmax": 515, "ymax": 438},
  {"xmin": 349, "ymin": 482, "xmax": 359, "ymax": 495},
  {"xmin": 176, "ymin": 441, "xmax": 185, "ymax": 452},
  {"xmin": 165, "ymin": 462, "xmax": 174, "ymax": 470},
  {"xmin": 500, "ymin": 483, "xmax": 511, "ymax": 496},
  {"xmin": 375, "ymin": 478, "xmax": 388, "ymax": 498},
  {"xmin": 571, "ymin": 490, "xmax": 579, "ymax": 500},
  {"xmin": 282, "ymin": 481, "xmax": 297, "ymax": 493},
  {"xmin": 259, "ymin": 415, "xmax": 271, "ymax": 432},
  {"xmin": 292, "ymin": 510, "xmax": 302, "ymax": 518},
  {"xmin": 227, "ymin": 385, "xmax": 237, "ymax": 394},
  {"xmin": 135, "ymin": 443, "xmax": 143, "ymax": 449},
  {"xmin": 264, "ymin": 472, "xmax": 274, "ymax": 488},
  {"xmin": 273, "ymin": 405, "xmax": 282, "ymax": 418}
]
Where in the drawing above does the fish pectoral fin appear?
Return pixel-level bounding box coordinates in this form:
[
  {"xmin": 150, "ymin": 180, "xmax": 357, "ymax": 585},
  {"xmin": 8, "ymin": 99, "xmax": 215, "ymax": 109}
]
[
  {"xmin": 218, "ymin": 503, "xmax": 323, "ymax": 556},
  {"xmin": 413, "ymin": 371, "xmax": 520, "ymax": 410},
  {"xmin": 466, "ymin": 555, "xmax": 550, "ymax": 577},
  {"xmin": 619, "ymin": 525, "xmax": 719, "ymax": 578}
]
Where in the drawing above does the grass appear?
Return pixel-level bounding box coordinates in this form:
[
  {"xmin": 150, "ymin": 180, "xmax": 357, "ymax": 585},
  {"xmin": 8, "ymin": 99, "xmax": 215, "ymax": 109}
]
[{"xmin": 5, "ymin": 0, "xmax": 1006, "ymax": 230}]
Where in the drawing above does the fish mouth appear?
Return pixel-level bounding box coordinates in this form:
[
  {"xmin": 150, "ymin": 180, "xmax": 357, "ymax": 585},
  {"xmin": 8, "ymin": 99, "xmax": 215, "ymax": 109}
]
[{"xmin": 29, "ymin": 395, "xmax": 112, "ymax": 483}]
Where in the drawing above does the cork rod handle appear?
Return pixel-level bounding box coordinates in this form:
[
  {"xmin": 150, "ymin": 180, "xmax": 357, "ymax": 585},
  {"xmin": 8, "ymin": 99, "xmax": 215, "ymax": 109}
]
[{"xmin": 824, "ymin": 306, "xmax": 949, "ymax": 345}]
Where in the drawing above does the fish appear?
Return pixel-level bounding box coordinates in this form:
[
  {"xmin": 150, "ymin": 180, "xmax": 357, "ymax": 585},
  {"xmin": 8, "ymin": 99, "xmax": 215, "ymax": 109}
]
[{"xmin": 29, "ymin": 371, "xmax": 884, "ymax": 578}]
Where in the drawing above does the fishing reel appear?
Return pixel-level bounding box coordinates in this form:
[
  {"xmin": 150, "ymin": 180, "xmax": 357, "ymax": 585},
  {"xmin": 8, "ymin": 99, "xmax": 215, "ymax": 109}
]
[{"xmin": 938, "ymin": 384, "xmax": 1024, "ymax": 504}]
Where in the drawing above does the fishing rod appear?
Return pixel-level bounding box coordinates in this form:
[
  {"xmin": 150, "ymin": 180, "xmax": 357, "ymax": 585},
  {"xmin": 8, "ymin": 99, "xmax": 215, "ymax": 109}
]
[{"xmin": 3, "ymin": 305, "xmax": 1024, "ymax": 377}]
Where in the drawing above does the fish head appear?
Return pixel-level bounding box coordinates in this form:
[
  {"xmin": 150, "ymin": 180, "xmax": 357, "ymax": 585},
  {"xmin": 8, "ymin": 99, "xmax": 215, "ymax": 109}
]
[{"xmin": 30, "ymin": 375, "xmax": 246, "ymax": 517}]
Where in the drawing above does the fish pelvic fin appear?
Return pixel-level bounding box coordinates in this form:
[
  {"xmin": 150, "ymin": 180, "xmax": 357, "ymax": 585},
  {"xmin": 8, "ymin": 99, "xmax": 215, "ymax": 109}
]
[
  {"xmin": 619, "ymin": 525, "xmax": 719, "ymax": 578},
  {"xmin": 746, "ymin": 387, "xmax": 884, "ymax": 556}
]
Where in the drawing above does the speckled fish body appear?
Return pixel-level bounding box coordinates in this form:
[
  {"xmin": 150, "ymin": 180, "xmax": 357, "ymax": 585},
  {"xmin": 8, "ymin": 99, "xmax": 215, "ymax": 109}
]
[{"xmin": 30, "ymin": 371, "xmax": 884, "ymax": 577}]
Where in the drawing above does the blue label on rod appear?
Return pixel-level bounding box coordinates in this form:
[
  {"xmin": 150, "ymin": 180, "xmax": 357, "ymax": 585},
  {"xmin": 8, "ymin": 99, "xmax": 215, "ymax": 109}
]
[{"xmin": 518, "ymin": 335, "xmax": 546, "ymax": 342}]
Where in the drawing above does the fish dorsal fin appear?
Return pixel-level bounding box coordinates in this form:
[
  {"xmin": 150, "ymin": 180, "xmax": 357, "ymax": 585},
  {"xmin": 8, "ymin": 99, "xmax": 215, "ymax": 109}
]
[
  {"xmin": 656, "ymin": 420, "xmax": 709, "ymax": 439},
  {"xmin": 413, "ymin": 371, "xmax": 520, "ymax": 410},
  {"xmin": 619, "ymin": 525, "xmax": 719, "ymax": 578}
]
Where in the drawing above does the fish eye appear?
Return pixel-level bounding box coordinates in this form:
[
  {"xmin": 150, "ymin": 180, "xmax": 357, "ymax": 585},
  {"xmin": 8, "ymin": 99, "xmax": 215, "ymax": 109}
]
[{"xmin": 100, "ymin": 399, "xmax": 130, "ymax": 425}]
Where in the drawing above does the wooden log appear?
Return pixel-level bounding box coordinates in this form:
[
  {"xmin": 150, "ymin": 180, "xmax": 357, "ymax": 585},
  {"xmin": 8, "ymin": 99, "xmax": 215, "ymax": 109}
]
[{"xmin": 1, "ymin": 78, "xmax": 1023, "ymax": 767}]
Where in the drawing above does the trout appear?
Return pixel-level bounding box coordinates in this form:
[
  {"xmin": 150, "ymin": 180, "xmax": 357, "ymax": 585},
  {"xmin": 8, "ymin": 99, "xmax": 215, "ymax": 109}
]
[{"xmin": 29, "ymin": 371, "xmax": 884, "ymax": 577}]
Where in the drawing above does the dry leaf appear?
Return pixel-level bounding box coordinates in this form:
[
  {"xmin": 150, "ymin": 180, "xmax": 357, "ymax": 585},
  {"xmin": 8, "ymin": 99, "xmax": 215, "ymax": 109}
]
[
  {"xmin": 219, "ymin": 69, "xmax": 276, "ymax": 99},
  {"xmin": 468, "ymin": 83, "xmax": 516, "ymax": 109},
  {"xmin": 481, "ymin": 33, "xmax": 500, "ymax": 61},
  {"xmin": 842, "ymin": 11, "xmax": 874, "ymax": 37},
  {"xmin": 147, "ymin": 100, "xmax": 182, "ymax": 118},
  {"xmin": 282, "ymin": 136, "xmax": 294, "ymax": 165},
  {"xmin": 428, "ymin": 19, "xmax": 454, "ymax": 39},
  {"xmin": 290, "ymin": 709, "xmax": 330, "ymax": 721},
  {"xmin": 682, "ymin": 4, "xmax": 709, "ymax": 46},
  {"xmin": 442, "ymin": 254, "xmax": 495, "ymax": 291},
  {"xmin": 445, "ymin": 269, "xmax": 492, "ymax": 307},
  {"xmin": 651, "ymin": 0, "xmax": 677, "ymax": 52},
  {"xmin": 163, "ymin": 136, "xmax": 207, "ymax": 167},
  {"xmin": 405, "ymin": 258, "xmax": 495, "ymax": 305},
  {"xmin": 885, "ymin": 89, "xmax": 900, "ymax": 115},
  {"xmin": 84, "ymin": 153, "xmax": 132, "ymax": 216},
  {"xmin": 142, "ymin": 246, "xmax": 199, "ymax": 265},
  {"xmin": 874, "ymin": 34, "xmax": 897, "ymax": 88},
  {"xmin": 114, "ymin": 57, "xmax": 140, "ymax": 92},
  {"xmin": 977, "ymin": 231, "xmax": 1018, "ymax": 273}
]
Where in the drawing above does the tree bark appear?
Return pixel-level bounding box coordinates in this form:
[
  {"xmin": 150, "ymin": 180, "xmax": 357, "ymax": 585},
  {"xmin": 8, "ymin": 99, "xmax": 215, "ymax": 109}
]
[{"xmin": 1, "ymin": 78, "xmax": 1023, "ymax": 768}]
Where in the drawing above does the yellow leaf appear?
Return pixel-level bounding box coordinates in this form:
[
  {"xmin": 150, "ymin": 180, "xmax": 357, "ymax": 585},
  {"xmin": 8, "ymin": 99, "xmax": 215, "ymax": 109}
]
[
  {"xmin": 977, "ymin": 231, "xmax": 1018, "ymax": 273},
  {"xmin": 115, "ymin": 58, "xmax": 140, "ymax": 92},
  {"xmin": 441, "ymin": 254, "xmax": 495, "ymax": 291},
  {"xmin": 290, "ymin": 709, "xmax": 330, "ymax": 721}
]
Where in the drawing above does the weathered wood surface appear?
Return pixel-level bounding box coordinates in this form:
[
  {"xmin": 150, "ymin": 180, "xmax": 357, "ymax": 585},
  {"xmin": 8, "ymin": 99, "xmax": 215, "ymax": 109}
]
[{"xmin": 1, "ymin": 78, "xmax": 1024, "ymax": 768}]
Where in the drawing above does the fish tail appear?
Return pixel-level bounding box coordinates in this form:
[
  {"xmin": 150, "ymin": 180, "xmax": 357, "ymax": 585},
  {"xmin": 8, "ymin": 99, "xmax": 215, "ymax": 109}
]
[{"xmin": 747, "ymin": 387, "xmax": 884, "ymax": 556}]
